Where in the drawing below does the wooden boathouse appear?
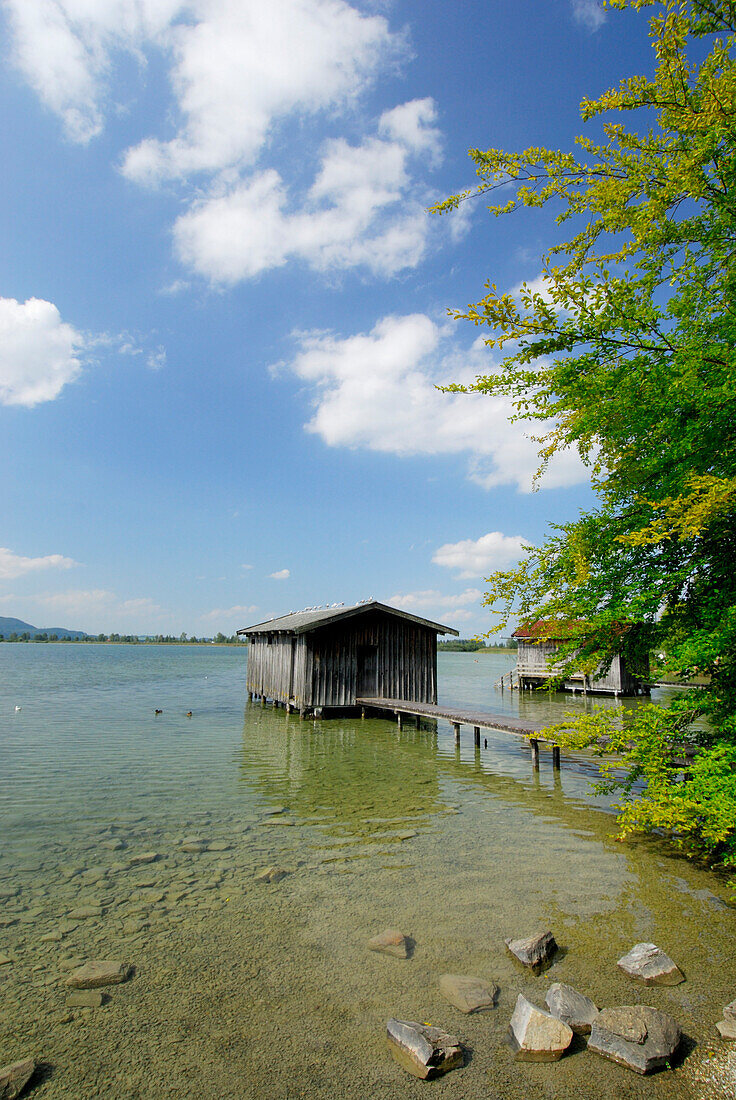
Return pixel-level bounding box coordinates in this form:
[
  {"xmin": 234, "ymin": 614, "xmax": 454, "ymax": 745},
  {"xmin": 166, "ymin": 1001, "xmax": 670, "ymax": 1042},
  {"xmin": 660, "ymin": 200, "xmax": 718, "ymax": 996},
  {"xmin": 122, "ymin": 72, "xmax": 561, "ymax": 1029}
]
[
  {"xmin": 237, "ymin": 600, "xmax": 458, "ymax": 717},
  {"xmin": 509, "ymin": 622, "xmax": 647, "ymax": 696}
]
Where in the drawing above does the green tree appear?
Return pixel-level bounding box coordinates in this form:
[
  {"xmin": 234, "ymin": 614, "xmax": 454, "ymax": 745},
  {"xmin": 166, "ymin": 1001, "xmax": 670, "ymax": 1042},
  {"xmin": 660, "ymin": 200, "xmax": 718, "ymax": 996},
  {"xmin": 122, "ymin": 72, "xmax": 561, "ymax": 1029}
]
[{"xmin": 434, "ymin": 0, "xmax": 736, "ymax": 874}]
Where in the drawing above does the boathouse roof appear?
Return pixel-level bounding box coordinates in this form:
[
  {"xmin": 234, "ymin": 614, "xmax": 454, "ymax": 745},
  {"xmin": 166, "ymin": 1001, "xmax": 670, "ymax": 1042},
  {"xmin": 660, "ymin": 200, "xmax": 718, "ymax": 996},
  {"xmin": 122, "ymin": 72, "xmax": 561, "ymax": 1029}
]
[{"xmin": 237, "ymin": 600, "xmax": 459, "ymax": 637}]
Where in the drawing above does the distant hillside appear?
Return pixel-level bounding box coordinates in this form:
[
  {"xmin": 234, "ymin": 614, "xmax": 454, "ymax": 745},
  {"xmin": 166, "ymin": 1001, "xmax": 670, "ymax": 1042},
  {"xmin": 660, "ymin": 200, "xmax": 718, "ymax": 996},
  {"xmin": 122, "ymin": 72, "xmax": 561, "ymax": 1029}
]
[{"xmin": 0, "ymin": 616, "xmax": 87, "ymax": 640}]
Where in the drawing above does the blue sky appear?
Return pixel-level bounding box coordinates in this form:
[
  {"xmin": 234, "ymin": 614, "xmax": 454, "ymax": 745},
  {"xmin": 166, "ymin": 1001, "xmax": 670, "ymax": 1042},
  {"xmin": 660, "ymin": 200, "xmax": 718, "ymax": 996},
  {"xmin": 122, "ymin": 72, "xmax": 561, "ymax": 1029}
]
[{"xmin": 0, "ymin": 0, "xmax": 654, "ymax": 636}]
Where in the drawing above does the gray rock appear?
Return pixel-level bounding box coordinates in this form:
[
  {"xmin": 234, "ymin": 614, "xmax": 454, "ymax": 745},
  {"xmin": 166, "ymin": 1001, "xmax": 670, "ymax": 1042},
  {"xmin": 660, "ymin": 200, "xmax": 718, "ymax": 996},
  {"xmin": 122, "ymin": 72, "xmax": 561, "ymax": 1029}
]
[
  {"xmin": 716, "ymin": 1018, "xmax": 736, "ymax": 1041},
  {"xmin": 65, "ymin": 960, "xmax": 131, "ymax": 989},
  {"xmin": 206, "ymin": 841, "xmax": 231, "ymax": 852},
  {"xmin": 58, "ymin": 956, "xmax": 85, "ymax": 972},
  {"xmin": 68, "ymin": 906, "xmax": 102, "ymax": 920},
  {"xmin": 368, "ymin": 929, "xmax": 410, "ymax": 959},
  {"xmin": 508, "ymin": 994, "xmax": 573, "ymax": 1062},
  {"xmin": 254, "ymin": 867, "xmax": 288, "ymax": 884},
  {"xmin": 545, "ymin": 982, "xmax": 599, "ymax": 1035},
  {"xmin": 128, "ymin": 852, "xmax": 159, "ymax": 866},
  {"xmin": 0, "ymin": 955, "xmax": 12, "ymax": 967},
  {"xmin": 0, "ymin": 1058, "xmax": 35, "ymax": 1100},
  {"xmin": 439, "ymin": 974, "xmax": 498, "ymax": 1014},
  {"xmin": 66, "ymin": 991, "xmax": 104, "ymax": 1008},
  {"xmin": 40, "ymin": 930, "xmax": 64, "ymax": 943},
  {"xmin": 724, "ymin": 999, "xmax": 736, "ymax": 1022},
  {"xmin": 386, "ymin": 1018, "xmax": 463, "ymax": 1079},
  {"xmin": 100, "ymin": 839, "xmax": 126, "ymax": 851},
  {"xmin": 505, "ymin": 930, "xmax": 557, "ymax": 973},
  {"xmin": 616, "ymin": 942, "xmax": 684, "ymax": 986},
  {"xmin": 588, "ymin": 1006, "xmax": 681, "ymax": 1074}
]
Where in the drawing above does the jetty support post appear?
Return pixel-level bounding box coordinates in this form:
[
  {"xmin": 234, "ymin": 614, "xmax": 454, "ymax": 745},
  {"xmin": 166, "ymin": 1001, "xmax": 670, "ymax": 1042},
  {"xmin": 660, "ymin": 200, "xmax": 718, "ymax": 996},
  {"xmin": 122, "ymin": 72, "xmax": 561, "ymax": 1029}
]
[
  {"xmin": 361, "ymin": 706, "xmax": 366, "ymax": 719},
  {"xmin": 416, "ymin": 714, "xmax": 422, "ymax": 730},
  {"xmin": 552, "ymin": 745, "xmax": 561, "ymax": 770},
  {"xmin": 530, "ymin": 737, "xmax": 540, "ymax": 770},
  {"xmin": 260, "ymin": 695, "xmax": 266, "ymax": 708},
  {"xmin": 396, "ymin": 711, "xmax": 403, "ymax": 730},
  {"xmin": 247, "ymin": 691, "xmax": 253, "ymax": 702},
  {"xmin": 473, "ymin": 725, "xmax": 481, "ymax": 747},
  {"xmin": 453, "ymin": 722, "xmax": 461, "ymax": 743}
]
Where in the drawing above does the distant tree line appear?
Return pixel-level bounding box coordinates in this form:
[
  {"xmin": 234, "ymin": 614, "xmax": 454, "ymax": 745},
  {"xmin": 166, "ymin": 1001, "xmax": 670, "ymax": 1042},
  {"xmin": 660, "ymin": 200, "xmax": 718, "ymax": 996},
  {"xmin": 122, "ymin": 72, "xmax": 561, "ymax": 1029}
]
[
  {"xmin": 438, "ymin": 637, "xmax": 517, "ymax": 652},
  {"xmin": 0, "ymin": 632, "xmax": 246, "ymax": 644}
]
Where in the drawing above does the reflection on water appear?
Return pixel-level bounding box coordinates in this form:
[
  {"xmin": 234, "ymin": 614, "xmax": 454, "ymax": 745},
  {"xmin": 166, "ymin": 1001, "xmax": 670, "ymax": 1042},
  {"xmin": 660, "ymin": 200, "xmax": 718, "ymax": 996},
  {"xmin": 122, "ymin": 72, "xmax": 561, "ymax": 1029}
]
[{"xmin": 0, "ymin": 644, "xmax": 734, "ymax": 1099}]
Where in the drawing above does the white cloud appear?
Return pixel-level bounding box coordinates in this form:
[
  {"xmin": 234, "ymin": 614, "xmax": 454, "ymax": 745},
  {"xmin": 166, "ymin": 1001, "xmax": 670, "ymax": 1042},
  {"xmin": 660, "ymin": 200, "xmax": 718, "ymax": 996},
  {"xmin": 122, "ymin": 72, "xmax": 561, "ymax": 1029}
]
[
  {"xmin": 241, "ymin": 563, "xmax": 254, "ymax": 571},
  {"xmin": 0, "ymin": 297, "xmax": 86, "ymax": 406},
  {"xmin": 201, "ymin": 604, "xmax": 258, "ymax": 622},
  {"xmin": 432, "ymin": 532, "xmax": 530, "ymax": 579},
  {"xmin": 173, "ymin": 101, "xmax": 440, "ymax": 282},
  {"xmin": 3, "ymin": 0, "xmax": 183, "ymax": 144},
  {"xmin": 0, "ymin": 547, "xmax": 79, "ymax": 580},
  {"xmin": 121, "ymin": 0, "xmax": 397, "ymax": 183},
  {"xmin": 5, "ymin": 3, "xmax": 449, "ymax": 283},
  {"xmin": 283, "ymin": 313, "xmax": 588, "ymax": 493},
  {"xmin": 388, "ymin": 588, "xmax": 482, "ymax": 612},
  {"xmin": 269, "ymin": 569, "xmax": 290, "ymax": 580},
  {"xmin": 571, "ymin": 0, "xmax": 605, "ymax": 31}
]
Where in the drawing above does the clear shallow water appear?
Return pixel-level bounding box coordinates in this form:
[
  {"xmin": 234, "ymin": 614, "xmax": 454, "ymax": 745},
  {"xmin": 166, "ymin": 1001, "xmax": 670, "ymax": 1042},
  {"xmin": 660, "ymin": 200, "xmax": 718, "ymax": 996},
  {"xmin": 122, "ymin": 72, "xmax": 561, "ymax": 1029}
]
[{"xmin": 0, "ymin": 644, "xmax": 734, "ymax": 1099}]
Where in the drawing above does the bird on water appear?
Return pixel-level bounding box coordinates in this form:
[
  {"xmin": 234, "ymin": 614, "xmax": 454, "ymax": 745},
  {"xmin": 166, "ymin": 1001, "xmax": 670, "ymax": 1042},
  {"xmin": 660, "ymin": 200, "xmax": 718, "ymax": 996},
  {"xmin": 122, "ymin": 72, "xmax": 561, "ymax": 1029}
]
[
  {"xmin": 155, "ymin": 709, "xmax": 163, "ymax": 715},
  {"xmin": 186, "ymin": 711, "xmax": 193, "ymax": 718}
]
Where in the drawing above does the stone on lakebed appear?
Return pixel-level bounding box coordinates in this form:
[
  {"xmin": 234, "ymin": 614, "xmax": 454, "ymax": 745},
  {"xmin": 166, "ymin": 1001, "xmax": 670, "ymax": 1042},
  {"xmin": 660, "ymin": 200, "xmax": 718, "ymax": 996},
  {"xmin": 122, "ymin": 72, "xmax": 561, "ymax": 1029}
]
[
  {"xmin": 545, "ymin": 982, "xmax": 599, "ymax": 1035},
  {"xmin": 255, "ymin": 867, "xmax": 288, "ymax": 884},
  {"xmin": 64, "ymin": 960, "xmax": 131, "ymax": 989},
  {"xmin": 505, "ymin": 930, "xmax": 557, "ymax": 973},
  {"xmin": 386, "ymin": 1018, "xmax": 463, "ymax": 1079},
  {"xmin": 368, "ymin": 929, "xmax": 410, "ymax": 959},
  {"xmin": 508, "ymin": 994, "xmax": 573, "ymax": 1062},
  {"xmin": 617, "ymin": 943, "xmax": 684, "ymax": 986},
  {"xmin": 0, "ymin": 1058, "xmax": 35, "ymax": 1100},
  {"xmin": 716, "ymin": 1018, "xmax": 736, "ymax": 1041},
  {"xmin": 588, "ymin": 1005, "xmax": 681, "ymax": 1074},
  {"xmin": 439, "ymin": 974, "xmax": 498, "ymax": 1014}
]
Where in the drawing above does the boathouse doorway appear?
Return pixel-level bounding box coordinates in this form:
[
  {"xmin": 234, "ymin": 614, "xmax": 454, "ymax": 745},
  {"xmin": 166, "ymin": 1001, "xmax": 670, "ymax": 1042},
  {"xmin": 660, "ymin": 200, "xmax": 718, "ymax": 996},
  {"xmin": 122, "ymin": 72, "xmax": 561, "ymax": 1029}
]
[{"xmin": 357, "ymin": 644, "xmax": 378, "ymax": 697}]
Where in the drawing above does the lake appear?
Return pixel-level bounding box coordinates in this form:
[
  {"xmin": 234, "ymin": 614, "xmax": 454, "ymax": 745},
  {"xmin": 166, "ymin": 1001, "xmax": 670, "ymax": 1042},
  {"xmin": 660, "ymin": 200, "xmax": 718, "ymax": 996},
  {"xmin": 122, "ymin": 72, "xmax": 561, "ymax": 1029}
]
[{"xmin": 0, "ymin": 644, "xmax": 734, "ymax": 1098}]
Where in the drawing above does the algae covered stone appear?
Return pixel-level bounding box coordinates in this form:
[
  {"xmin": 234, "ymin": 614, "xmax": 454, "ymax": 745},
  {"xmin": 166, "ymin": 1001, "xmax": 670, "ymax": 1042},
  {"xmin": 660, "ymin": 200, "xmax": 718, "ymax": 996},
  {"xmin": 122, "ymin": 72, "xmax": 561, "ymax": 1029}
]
[
  {"xmin": 65, "ymin": 959, "xmax": 131, "ymax": 989},
  {"xmin": 439, "ymin": 974, "xmax": 498, "ymax": 1014},
  {"xmin": 368, "ymin": 929, "xmax": 410, "ymax": 959},
  {"xmin": 386, "ymin": 1018, "xmax": 463, "ymax": 1079},
  {"xmin": 508, "ymin": 994, "xmax": 573, "ymax": 1062},
  {"xmin": 588, "ymin": 1005, "xmax": 681, "ymax": 1074},
  {"xmin": 0, "ymin": 1058, "xmax": 35, "ymax": 1100},
  {"xmin": 616, "ymin": 942, "xmax": 684, "ymax": 985},
  {"xmin": 545, "ymin": 982, "xmax": 599, "ymax": 1035},
  {"xmin": 505, "ymin": 930, "xmax": 557, "ymax": 973}
]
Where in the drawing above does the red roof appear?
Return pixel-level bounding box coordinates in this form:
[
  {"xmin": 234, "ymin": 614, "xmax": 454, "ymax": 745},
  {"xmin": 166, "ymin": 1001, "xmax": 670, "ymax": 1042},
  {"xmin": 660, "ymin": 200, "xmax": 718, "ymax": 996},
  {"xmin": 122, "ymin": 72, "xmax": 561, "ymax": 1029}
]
[{"xmin": 512, "ymin": 620, "xmax": 588, "ymax": 641}]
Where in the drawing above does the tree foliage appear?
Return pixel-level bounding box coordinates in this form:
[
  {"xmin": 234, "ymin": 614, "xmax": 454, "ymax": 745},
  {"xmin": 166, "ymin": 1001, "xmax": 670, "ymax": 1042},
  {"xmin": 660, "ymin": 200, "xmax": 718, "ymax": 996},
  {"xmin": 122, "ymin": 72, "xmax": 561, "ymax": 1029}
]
[{"xmin": 433, "ymin": 0, "xmax": 736, "ymax": 872}]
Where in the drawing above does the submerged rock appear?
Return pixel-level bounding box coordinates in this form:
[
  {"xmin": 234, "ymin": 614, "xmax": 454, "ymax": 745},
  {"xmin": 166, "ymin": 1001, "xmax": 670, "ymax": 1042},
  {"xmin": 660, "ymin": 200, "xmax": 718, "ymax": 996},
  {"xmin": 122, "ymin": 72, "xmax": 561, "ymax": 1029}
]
[
  {"xmin": 545, "ymin": 982, "xmax": 599, "ymax": 1035},
  {"xmin": 505, "ymin": 931, "xmax": 557, "ymax": 973},
  {"xmin": 439, "ymin": 974, "xmax": 498, "ymax": 1014},
  {"xmin": 254, "ymin": 867, "xmax": 288, "ymax": 884},
  {"xmin": 66, "ymin": 991, "xmax": 104, "ymax": 1009},
  {"xmin": 617, "ymin": 943, "xmax": 684, "ymax": 986},
  {"xmin": 64, "ymin": 960, "xmax": 131, "ymax": 989},
  {"xmin": 386, "ymin": 1018, "xmax": 463, "ymax": 1079},
  {"xmin": 508, "ymin": 994, "xmax": 573, "ymax": 1062},
  {"xmin": 368, "ymin": 929, "xmax": 410, "ymax": 959},
  {"xmin": 128, "ymin": 852, "xmax": 159, "ymax": 866},
  {"xmin": 588, "ymin": 1005, "xmax": 681, "ymax": 1074},
  {"xmin": 716, "ymin": 1018, "xmax": 736, "ymax": 1041},
  {"xmin": 0, "ymin": 1058, "xmax": 35, "ymax": 1100},
  {"xmin": 724, "ymin": 999, "xmax": 736, "ymax": 1022}
]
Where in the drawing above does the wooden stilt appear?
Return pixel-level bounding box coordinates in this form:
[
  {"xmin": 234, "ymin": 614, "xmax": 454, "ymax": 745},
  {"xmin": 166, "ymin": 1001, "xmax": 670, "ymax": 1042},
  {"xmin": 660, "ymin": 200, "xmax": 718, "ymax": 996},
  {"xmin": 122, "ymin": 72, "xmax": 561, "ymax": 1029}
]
[
  {"xmin": 552, "ymin": 745, "xmax": 561, "ymax": 770},
  {"xmin": 247, "ymin": 691, "xmax": 253, "ymax": 702},
  {"xmin": 285, "ymin": 702, "xmax": 292, "ymax": 714},
  {"xmin": 397, "ymin": 711, "xmax": 403, "ymax": 730},
  {"xmin": 474, "ymin": 725, "xmax": 481, "ymax": 747},
  {"xmin": 260, "ymin": 695, "xmax": 266, "ymax": 708},
  {"xmin": 453, "ymin": 722, "xmax": 460, "ymax": 742},
  {"xmin": 299, "ymin": 708, "xmax": 306, "ymax": 719},
  {"xmin": 416, "ymin": 714, "xmax": 422, "ymax": 729},
  {"xmin": 361, "ymin": 706, "xmax": 366, "ymax": 719},
  {"xmin": 530, "ymin": 737, "xmax": 540, "ymax": 770}
]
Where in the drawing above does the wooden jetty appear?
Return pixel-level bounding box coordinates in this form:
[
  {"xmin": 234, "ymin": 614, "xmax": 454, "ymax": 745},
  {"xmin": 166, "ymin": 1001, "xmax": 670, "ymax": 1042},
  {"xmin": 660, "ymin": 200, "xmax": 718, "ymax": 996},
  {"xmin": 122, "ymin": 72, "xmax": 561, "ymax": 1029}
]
[{"xmin": 356, "ymin": 696, "xmax": 562, "ymax": 771}]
